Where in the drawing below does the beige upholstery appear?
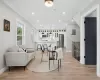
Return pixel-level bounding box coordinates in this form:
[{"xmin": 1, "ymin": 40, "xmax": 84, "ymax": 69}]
[
  {"xmin": 5, "ymin": 46, "xmax": 35, "ymax": 67},
  {"xmin": 56, "ymin": 48, "xmax": 63, "ymax": 60}
]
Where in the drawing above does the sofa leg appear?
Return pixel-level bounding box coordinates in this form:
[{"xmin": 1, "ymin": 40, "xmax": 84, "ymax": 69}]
[
  {"xmin": 49, "ymin": 60, "xmax": 50, "ymax": 70},
  {"xmin": 34, "ymin": 56, "xmax": 35, "ymax": 59},
  {"xmin": 60, "ymin": 59, "xmax": 61, "ymax": 68},
  {"xmin": 9, "ymin": 67, "xmax": 11, "ymax": 71},
  {"xmin": 24, "ymin": 66, "xmax": 26, "ymax": 71}
]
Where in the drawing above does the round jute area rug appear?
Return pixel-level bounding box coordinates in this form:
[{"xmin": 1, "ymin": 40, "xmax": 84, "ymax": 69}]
[{"xmin": 27, "ymin": 51, "xmax": 58, "ymax": 72}]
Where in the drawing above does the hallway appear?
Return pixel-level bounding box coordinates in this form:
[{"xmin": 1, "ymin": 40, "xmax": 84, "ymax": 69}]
[{"xmin": 0, "ymin": 52, "xmax": 99, "ymax": 80}]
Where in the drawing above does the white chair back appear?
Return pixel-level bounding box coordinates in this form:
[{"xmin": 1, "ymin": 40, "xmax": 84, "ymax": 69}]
[
  {"xmin": 56, "ymin": 48, "xmax": 63, "ymax": 60},
  {"xmin": 43, "ymin": 44, "xmax": 47, "ymax": 48},
  {"xmin": 37, "ymin": 44, "xmax": 42, "ymax": 49},
  {"xmin": 48, "ymin": 45, "xmax": 55, "ymax": 51}
]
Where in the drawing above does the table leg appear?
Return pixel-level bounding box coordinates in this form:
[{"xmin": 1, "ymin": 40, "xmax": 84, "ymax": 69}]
[
  {"xmin": 41, "ymin": 52, "xmax": 43, "ymax": 63},
  {"xmin": 60, "ymin": 59, "xmax": 61, "ymax": 68},
  {"xmin": 58, "ymin": 60, "xmax": 59, "ymax": 71}
]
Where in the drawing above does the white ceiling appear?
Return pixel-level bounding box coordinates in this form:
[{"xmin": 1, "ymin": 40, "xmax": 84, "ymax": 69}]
[{"xmin": 1, "ymin": 0, "xmax": 94, "ymax": 29}]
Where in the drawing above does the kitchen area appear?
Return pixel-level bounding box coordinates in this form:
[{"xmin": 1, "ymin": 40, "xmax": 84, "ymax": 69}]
[{"xmin": 34, "ymin": 29, "xmax": 67, "ymax": 50}]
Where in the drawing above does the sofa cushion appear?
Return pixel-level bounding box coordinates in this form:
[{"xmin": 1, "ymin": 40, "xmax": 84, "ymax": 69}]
[{"xmin": 7, "ymin": 46, "xmax": 19, "ymax": 52}]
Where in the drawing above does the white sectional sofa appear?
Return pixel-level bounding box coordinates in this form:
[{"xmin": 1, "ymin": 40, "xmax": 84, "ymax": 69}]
[{"xmin": 5, "ymin": 46, "xmax": 35, "ymax": 71}]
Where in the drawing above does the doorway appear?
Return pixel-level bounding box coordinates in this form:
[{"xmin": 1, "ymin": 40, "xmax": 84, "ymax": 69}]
[
  {"xmin": 80, "ymin": 4, "xmax": 100, "ymax": 77},
  {"xmin": 84, "ymin": 17, "xmax": 97, "ymax": 65}
]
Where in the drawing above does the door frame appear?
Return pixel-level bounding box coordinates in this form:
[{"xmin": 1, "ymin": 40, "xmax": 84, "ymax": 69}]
[{"xmin": 80, "ymin": 4, "xmax": 100, "ymax": 77}]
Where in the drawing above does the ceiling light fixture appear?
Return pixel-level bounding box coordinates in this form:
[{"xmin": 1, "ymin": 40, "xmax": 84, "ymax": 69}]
[
  {"xmin": 32, "ymin": 12, "xmax": 35, "ymax": 15},
  {"xmin": 40, "ymin": 24, "xmax": 43, "ymax": 27},
  {"xmin": 37, "ymin": 20, "xmax": 39, "ymax": 22},
  {"xmin": 62, "ymin": 12, "xmax": 66, "ymax": 15},
  {"xmin": 72, "ymin": 19, "xmax": 74, "ymax": 22},
  {"xmin": 59, "ymin": 20, "xmax": 61, "ymax": 22},
  {"xmin": 45, "ymin": 0, "xmax": 54, "ymax": 7}
]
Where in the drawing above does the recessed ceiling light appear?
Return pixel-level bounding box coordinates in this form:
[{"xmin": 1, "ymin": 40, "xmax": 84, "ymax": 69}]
[
  {"xmin": 40, "ymin": 24, "xmax": 43, "ymax": 27},
  {"xmin": 72, "ymin": 19, "xmax": 74, "ymax": 22},
  {"xmin": 37, "ymin": 20, "xmax": 39, "ymax": 22},
  {"xmin": 62, "ymin": 12, "xmax": 66, "ymax": 15},
  {"xmin": 59, "ymin": 20, "xmax": 61, "ymax": 22},
  {"xmin": 90, "ymin": 0, "xmax": 94, "ymax": 2},
  {"xmin": 32, "ymin": 12, "xmax": 35, "ymax": 15}
]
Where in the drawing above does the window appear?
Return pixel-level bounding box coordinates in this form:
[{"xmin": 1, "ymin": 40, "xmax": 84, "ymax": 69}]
[{"xmin": 17, "ymin": 22, "xmax": 25, "ymax": 45}]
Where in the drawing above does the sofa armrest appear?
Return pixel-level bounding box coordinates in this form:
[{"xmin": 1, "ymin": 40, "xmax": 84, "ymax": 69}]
[{"xmin": 5, "ymin": 52, "xmax": 28, "ymax": 66}]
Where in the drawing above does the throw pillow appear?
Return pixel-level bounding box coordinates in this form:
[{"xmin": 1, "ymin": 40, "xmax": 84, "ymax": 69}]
[{"xmin": 18, "ymin": 48, "xmax": 25, "ymax": 52}]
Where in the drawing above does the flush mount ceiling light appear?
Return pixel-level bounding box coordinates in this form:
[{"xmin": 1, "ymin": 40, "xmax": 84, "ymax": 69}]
[{"xmin": 45, "ymin": 0, "xmax": 54, "ymax": 7}]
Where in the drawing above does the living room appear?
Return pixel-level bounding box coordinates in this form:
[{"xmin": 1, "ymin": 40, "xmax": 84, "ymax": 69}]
[{"xmin": 0, "ymin": 0, "xmax": 100, "ymax": 80}]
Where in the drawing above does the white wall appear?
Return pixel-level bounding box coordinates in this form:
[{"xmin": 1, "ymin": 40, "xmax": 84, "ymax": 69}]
[
  {"xmin": 74, "ymin": 0, "xmax": 99, "ymax": 27},
  {"xmin": 87, "ymin": 10, "xmax": 97, "ymax": 17},
  {"xmin": 73, "ymin": 13, "xmax": 81, "ymax": 27},
  {"xmin": 25, "ymin": 26, "xmax": 35, "ymax": 48},
  {"xmin": 0, "ymin": 1, "xmax": 33, "ymax": 70},
  {"xmin": 66, "ymin": 23, "xmax": 80, "ymax": 52},
  {"xmin": 78, "ymin": 0, "xmax": 100, "ymax": 77}
]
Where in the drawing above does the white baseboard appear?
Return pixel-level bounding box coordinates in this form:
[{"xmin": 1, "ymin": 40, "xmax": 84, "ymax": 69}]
[
  {"xmin": 97, "ymin": 73, "xmax": 100, "ymax": 77},
  {"xmin": 0, "ymin": 67, "xmax": 8, "ymax": 75}
]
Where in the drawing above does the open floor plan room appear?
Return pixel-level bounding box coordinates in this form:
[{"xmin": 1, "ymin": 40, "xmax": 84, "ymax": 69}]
[{"xmin": 0, "ymin": 0, "xmax": 100, "ymax": 80}]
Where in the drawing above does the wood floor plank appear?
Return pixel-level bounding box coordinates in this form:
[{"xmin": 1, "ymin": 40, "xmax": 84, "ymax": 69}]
[{"xmin": 0, "ymin": 52, "xmax": 100, "ymax": 80}]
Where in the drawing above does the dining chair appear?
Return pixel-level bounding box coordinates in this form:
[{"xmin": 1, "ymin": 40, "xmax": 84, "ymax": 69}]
[
  {"xmin": 48, "ymin": 50, "xmax": 61, "ymax": 71},
  {"xmin": 48, "ymin": 48, "xmax": 63, "ymax": 71},
  {"xmin": 37, "ymin": 44, "xmax": 42, "ymax": 50}
]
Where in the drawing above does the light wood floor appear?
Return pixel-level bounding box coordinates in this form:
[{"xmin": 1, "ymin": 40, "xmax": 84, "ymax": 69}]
[{"xmin": 0, "ymin": 52, "xmax": 100, "ymax": 80}]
